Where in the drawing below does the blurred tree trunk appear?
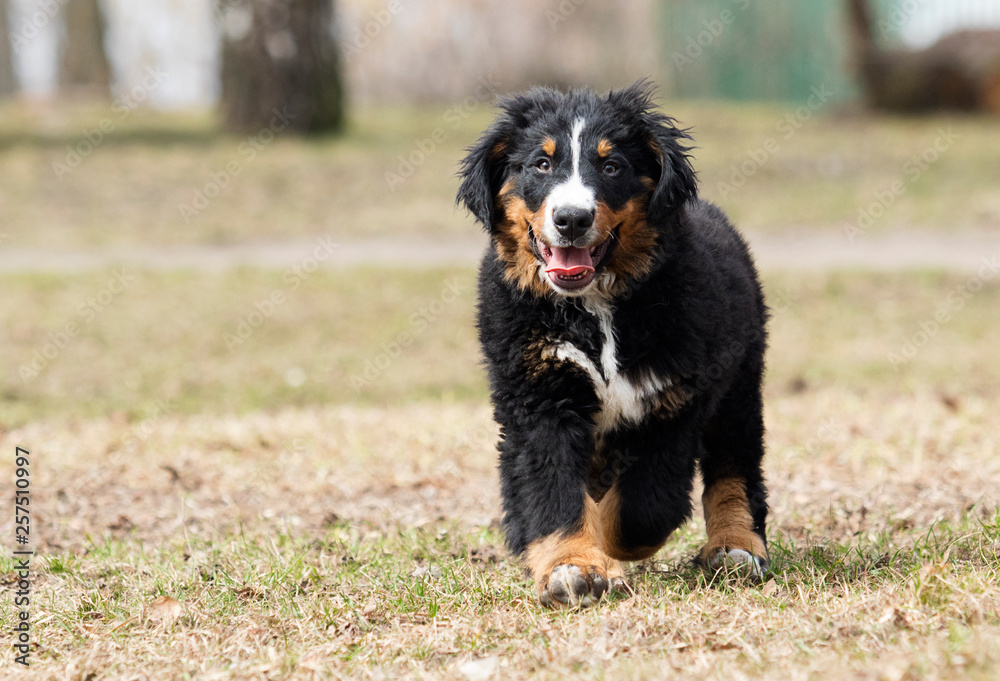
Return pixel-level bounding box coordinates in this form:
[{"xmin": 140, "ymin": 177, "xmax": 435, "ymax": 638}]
[
  {"xmin": 846, "ymin": 0, "xmax": 1000, "ymax": 113},
  {"xmin": 219, "ymin": 0, "xmax": 345, "ymax": 135},
  {"xmin": 59, "ymin": 0, "xmax": 111, "ymax": 98},
  {"xmin": 0, "ymin": 0, "xmax": 16, "ymax": 98}
]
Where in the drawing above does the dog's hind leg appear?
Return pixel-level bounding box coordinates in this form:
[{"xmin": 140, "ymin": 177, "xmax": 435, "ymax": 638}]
[{"xmin": 697, "ymin": 354, "xmax": 770, "ymax": 579}]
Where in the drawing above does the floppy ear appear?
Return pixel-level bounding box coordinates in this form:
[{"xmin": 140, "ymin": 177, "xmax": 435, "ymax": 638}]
[
  {"xmin": 457, "ymin": 89, "xmax": 561, "ymax": 230},
  {"xmin": 607, "ymin": 80, "xmax": 697, "ymax": 222},
  {"xmin": 645, "ymin": 120, "xmax": 697, "ymax": 222},
  {"xmin": 456, "ymin": 118, "xmax": 511, "ymax": 230}
]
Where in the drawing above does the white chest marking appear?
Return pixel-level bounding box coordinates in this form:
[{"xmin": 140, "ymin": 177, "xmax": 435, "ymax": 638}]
[{"xmin": 547, "ymin": 299, "xmax": 670, "ymax": 434}]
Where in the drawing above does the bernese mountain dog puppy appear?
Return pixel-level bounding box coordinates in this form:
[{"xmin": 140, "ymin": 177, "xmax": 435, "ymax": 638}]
[{"xmin": 457, "ymin": 81, "xmax": 769, "ymax": 607}]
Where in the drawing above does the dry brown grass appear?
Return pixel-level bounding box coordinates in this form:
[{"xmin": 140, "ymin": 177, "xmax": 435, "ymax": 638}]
[
  {"xmin": 1, "ymin": 101, "xmax": 998, "ymax": 250},
  {"xmin": 2, "ymin": 268, "xmax": 998, "ymax": 427},
  {"xmin": 3, "ymin": 96, "xmax": 999, "ymax": 680},
  {"xmin": 1, "ymin": 388, "xmax": 998, "ymax": 679}
]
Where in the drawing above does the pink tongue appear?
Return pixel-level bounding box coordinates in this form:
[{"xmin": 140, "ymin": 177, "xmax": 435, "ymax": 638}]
[{"xmin": 545, "ymin": 246, "xmax": 594, "ymax": 276}]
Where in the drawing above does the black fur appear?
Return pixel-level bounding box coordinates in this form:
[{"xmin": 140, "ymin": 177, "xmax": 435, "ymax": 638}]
[{"xmin": 458, "ymin": 82, "xmax": 768, "ymax": 566}]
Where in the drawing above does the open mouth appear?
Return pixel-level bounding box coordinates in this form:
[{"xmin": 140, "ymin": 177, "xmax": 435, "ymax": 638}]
[{"xmin": 533, "ymin": 228, "xmax": 616, "ymax": 291}]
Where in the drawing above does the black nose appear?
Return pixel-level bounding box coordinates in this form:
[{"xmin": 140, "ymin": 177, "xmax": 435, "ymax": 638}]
[{"xmin": 552, "ymin": 206, "xmax": 595, "ymax": 243}]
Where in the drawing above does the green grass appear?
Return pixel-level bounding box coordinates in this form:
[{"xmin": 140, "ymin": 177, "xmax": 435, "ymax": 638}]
[
  {"xmin": 1, "ymin": 101, "xmax": 998, "ymax": 250},
  {"xmin": 1, "ymin": 398, "xmax": 997, "ymax": 678},
  {"xmin": 0, "ymin": 267, "xmax": 479, "ymax": 426}
]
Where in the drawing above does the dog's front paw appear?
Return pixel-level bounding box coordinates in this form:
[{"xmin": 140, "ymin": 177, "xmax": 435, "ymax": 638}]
[
  {"xmin": 538, "ymin": 563, "xmax": 611, "ymax": 608},
  {"xmin": 699, "ymin": 544, "xmax": 769, "ymax": 580}
]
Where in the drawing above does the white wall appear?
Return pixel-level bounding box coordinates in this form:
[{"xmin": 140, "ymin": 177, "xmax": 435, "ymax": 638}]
[
  {"xmin": 898, "ymin": 0, "xmax": 1000, "ymax": 48},
  {"xmin": 8, "ymin": 0, "xmax": 61, "ymax": 96},
  {"xmin": 102, "ymin": 0, "xmax": 218, "ymax": 107},
  {"xmin": 9, "ymin": 0, "xmax": 217, "ymax": 106}
]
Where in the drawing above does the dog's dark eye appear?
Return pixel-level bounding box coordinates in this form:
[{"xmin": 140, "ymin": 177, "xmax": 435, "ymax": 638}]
[
  {"xmin": 602, "ymin": 161, "xmax": 620, "ymax": 176},
  {"xmin": 533, "ymin": 158, "xmax": 552, "ymax": 173}
]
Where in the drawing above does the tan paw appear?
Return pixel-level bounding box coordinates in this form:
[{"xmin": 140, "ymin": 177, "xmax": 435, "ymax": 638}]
[
  {"xmin": 538, "ymin": 563, "xmax": 611, "ymax": 608},
  {"xmin": 699, "ymin": 544, "xmax": 769, "ymax": 580}
]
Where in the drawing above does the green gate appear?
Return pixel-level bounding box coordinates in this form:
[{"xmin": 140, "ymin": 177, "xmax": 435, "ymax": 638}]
[{"xmin": 658, "ymin": 0, "xmax": 901, "ymax": 102}]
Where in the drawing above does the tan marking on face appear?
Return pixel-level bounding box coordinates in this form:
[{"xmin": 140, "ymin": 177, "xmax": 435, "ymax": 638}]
[
  {"xmin": 526, "ymin": 495, "xmax": 623, "ymax": 600},
  {"xmin": 597, "ymin": 486, "xmax": 664, "ymax": 561},
  {"xmin": 494, "ymin": 186, "xmax": 550, "ymax": 297},
  {"xmin": 597, "ymin": 138, "xmax": 613, "ymax": 158},
  {"xmin": 541, "ymin": 137, "xmax": 556, "ymax": 157},
  {"xmin": 594, "ymin": 194, "xmax": 658, "ymax": 295},
  {"xmin": 699, "ymin": 477, "xmax": 768, "ymax": 562},
  {"xmin": 496, "ymin": 176, "xmax": 516, "ymax": 202}
]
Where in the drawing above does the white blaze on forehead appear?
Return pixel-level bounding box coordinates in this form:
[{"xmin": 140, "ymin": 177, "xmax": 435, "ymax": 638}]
[
  {"xmin": 549, "ymin": 118, "xmax": 594, "ymax": 209},
  {"xmin": 568, "ymin": 118, "xmax": 586, "ymax": 183},
  {"xmin": 543, "ymin": 118, "xmax": 596, "ymax": 244}
]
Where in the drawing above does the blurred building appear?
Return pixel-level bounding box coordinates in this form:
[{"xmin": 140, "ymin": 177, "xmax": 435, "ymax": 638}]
[
  {"xmin": 665, "ymin": 0, "xmax": 1000, "ymax": 103},
  {"xmin": 7, "ymin": 0, "xmax": 1000, "ymax": 107}
]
